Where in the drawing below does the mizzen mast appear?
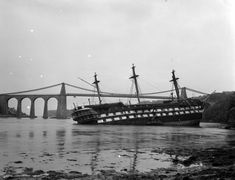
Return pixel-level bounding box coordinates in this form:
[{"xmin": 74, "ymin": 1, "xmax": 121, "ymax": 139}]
[
  {"xmin": 130, "ymin": 64, "xmax": 140, "ymax": 104},
  {"xmin": 93, "ymin": 73, "xmax": 102, "ymax": 104},
  {"xmin": 170, "ymin": 70, "xmax": 180, "ymax": 101}
]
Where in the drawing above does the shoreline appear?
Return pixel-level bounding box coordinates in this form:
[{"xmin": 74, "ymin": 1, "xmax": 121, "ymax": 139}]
[{"xmin": 1, "ymin": 146, "xmax": 235, "ymax": 180}]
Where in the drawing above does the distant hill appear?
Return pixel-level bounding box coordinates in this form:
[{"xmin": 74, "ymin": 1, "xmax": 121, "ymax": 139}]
[
  {"xmin": 202, "ymin": 91, "xmax": 235, "ymax": 125},
  {"xmin": 0, "ymin": 107, "xmax": 30, "ymax": 118}
]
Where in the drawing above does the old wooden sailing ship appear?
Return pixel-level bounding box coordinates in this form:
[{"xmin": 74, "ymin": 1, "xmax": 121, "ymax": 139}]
[{"xmin": 72, "ymin": 65, "xmax": 204, "ymax": 126}]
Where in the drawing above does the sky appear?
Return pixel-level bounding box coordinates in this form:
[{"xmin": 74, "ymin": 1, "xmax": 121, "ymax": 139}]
[{"xmin": 0, "ymin": 0, "xmax": 235, "ymax": 113}]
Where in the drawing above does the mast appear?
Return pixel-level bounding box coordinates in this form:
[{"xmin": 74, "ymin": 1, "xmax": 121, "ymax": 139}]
[
  {"xmin": 129, "ymin": 64, "xmax": 140, "ymax": 104},
  {"xmin": 170, "ymin": 70, "xmax": 180, "ymax": 100},
  {"xmin": 93, "ymin": 73, "xmax": 102, "ymax": 104}
]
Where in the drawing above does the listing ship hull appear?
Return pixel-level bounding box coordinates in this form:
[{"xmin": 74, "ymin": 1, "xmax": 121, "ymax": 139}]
[
  {"xmin": 94, "ymin": 116, "xmax": 201, "ymax": 126},
  {"xmin": 72, "ymin": 100, "xmax": 203, "ymax": 126},
  {"xmin": 72, "ymin": 66, "xmax": 204, "ymax": 126}
]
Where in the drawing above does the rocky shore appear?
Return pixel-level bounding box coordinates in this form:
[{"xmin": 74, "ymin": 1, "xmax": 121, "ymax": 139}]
[{"xmin": 1, "ymin": 146, "xmax": 234, "ymax": 180}]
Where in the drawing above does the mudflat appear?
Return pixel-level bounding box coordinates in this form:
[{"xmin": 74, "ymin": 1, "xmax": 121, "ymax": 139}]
[{"xmin": 1, "ymin": 146, "xmax": 235, "ymax": 180}]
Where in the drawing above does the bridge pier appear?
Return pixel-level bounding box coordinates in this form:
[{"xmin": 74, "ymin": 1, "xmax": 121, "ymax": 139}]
[
  {"xmin": 0, "ymin": 96, "xmax": 8, "ymax": 115},
  {"xmin": 30, "ymin": 99, "xmax": 35, "ymax": 118},
  {"xmin": 16, "ymin": 98, "xmax": 22, "ymax": 118},
  {"xmin": 43, "ymin": 99, "xmax": 48, "ymax": 119},
  {"xmin": 181, "ymin": 87, "xmax": 188, "ymax": 99},
  {"xmin": 56, "ymin": 83, "xmax": 67, "ymax": 119}
]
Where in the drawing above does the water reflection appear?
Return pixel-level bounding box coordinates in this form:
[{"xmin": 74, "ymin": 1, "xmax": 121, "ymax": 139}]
[
  {"xmin": 56, "ymin": 128, "xmax": 66, "ymax": 158},
  {"xmin": 131, "ymin": 129, "xmax": 140, "ymax": 173},
  {"xmin": 56, "ymin": 129, "xmax": 66, "ymax": 157},
  {"xmin": 42, "ymin": 131, "xmax": 47, "ymax": 137},
  {"xmin": 16, "ymin": 133, "xmax": 21, "ymax": 138},
  {"xmin": 0, "ymin": 131, "xmax": 7, "ymax": 147},
  {"xmin": 90, "ymin": 129, "xmax": 101, "ymax": 175},
  {"xmin": 29, "ymin": 131, "xmax": 34, "ymax": 139}
]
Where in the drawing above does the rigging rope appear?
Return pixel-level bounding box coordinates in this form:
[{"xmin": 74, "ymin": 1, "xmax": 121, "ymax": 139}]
[
  {"xmin": 127, "ymin": 80, "xmax": 134, "ymax": 104},
  {"xmin": 65, "ymin": 83, "xmax": 115, "ymax": 95},
  {"xmin": 140, "ymin": 77, "xmax": 162, "ymax": 92},
  {"xmin": 77, "ymin": 77, "xmax": 96, "ymax": 88},
  {"xmin": 65, "ymin": 83, "xmax": 97, "ymax": 93},
  {"xmin": 91, "ymin": 87, "xmax": 96, "ymax": 104}
]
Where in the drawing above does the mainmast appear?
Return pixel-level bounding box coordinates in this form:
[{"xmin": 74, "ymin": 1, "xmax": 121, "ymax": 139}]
[
  {"xmin": 170, "ymin": 70, "xmax": 180, "ymax": 100},
  {"xmin": 130, "ymin": 64, "xmax": 140, "ymax": 104},
  {"xmin": 93, "ymin": 73, "xmax": 102, "ymax": 104}
]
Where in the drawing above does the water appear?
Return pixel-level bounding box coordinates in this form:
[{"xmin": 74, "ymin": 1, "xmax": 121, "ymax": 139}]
[{"xmin": 0, "ymin": 118, "xmax": 235, "ymax": 175}]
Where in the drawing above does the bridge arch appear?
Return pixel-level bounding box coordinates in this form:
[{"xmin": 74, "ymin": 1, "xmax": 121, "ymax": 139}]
[
  {"xmin": 34, "ymin": 97, "xmax": 45, "ymax": 118},
  {"xmin": 7, "ymin": 97, "xmax": 17, "ymax": 116},
  {"xmin": 47, "ymin": 97, "xmax": 59, "ymax": 118},
  {"xmin": 8, "ymin": 97, "xmax": 25, "ymax": 118},
  {"xmin": 21, "ymin": 97, "xmax": 31, "ymax": 117}
]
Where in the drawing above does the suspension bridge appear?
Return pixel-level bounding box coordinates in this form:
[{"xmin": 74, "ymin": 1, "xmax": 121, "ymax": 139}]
[{"xmin": 0, "ymin": 81, "xmax": 207, "ymax": 119}]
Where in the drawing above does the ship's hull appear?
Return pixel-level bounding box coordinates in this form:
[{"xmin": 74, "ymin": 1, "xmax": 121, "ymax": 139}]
[
  {"xmin": 74, "ymin": 117, "xmax": 200, "ymax": 126},
  {"xmin": 73, "ymin": 100, "xmax": 202, "ymax": 126},
  {"xmin": 98, "ymin": 119, "xmax": 200, "ymax": 126},
  {"xmin": 97, "ymin": 114, "xmax": 201, "ymax": 126},
  {"xmin": 73, "ymin": 105, "xmax": 203, "ymax": 126}
]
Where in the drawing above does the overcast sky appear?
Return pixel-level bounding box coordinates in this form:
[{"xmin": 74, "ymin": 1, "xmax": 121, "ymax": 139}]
[{"xmin": 0, "ymin": 0, "xmax": 235, "ymax": 98}]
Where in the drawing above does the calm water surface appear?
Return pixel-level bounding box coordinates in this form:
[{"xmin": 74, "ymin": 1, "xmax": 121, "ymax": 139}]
[{"xmin": 0, "ymin": 117, "xmax": 235, "ymax": 175}]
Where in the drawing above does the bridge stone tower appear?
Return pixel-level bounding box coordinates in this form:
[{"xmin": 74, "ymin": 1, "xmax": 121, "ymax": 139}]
[
  {"xmin": 56, "ymin": 83, "xmax": 67, "ymax": 119},
  {"xmin": 0, "ymin": 96, "xmax": 8, "ymax": 115},
  {"xmin": 180, "ymin": 87, "xmax": 188, "ymax": 99}
]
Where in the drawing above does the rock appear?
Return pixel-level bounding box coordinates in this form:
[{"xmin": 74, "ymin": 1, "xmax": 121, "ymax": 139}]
[
  {"xmin": 67, "ymin": 158, "xmax": 77, "ymax": 161},
  {"xmin": 182, "ymin": 176, "xmax": 193, "ymax": 180},
  {"xmin": 32, "ymin": 170, "xmax": 44, "ymax": 175},
  {"xmin": 14, "ymin": 161, "xmax": 23, "ymax": 164},
  {"xmin": 182, "ymin": 156, "xmax": 197, "ymax": 166},
  {"xmin": 42, "ymin": 152, "xmax": 53, "ymax": 157},
  {"xmin": 23, "ymin": 167, "xmax": 33, "ymax": 175},
  {"xmin": 68, "ymin": 171, "xmax": 82, "ymax": 174}
]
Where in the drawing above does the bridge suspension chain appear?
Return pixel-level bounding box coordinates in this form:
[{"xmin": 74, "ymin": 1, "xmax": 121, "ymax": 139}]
[
  {"xmin": 0, "ymin": 83, "xmax": 62, "ymax": 95},
  {"xmin": 0, "ymin": 82, "xmax": 207, "ymax": 98},
  {"xmin": 185, "ymin": 87, "xmax": 208, "ymax": 95},
  {"xmin": 141, "ymin": 89, "xmax": 174, "ymax": 95},
  {"xmin": 141, "ymin": 87, "xmax": 208, "ymax": 96}
]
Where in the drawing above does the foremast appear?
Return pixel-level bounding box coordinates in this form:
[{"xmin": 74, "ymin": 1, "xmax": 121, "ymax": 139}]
[
  {"xmin": 130, "ymin": 64, "xmax": 140, "ymax": 104},
  {"xmin": 93, "ymin": 73, "xmax": 102, "ymax": 104},
  {"xmin": 170, "ymin": 70, "xmax": 180, "ymax": 101}
]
